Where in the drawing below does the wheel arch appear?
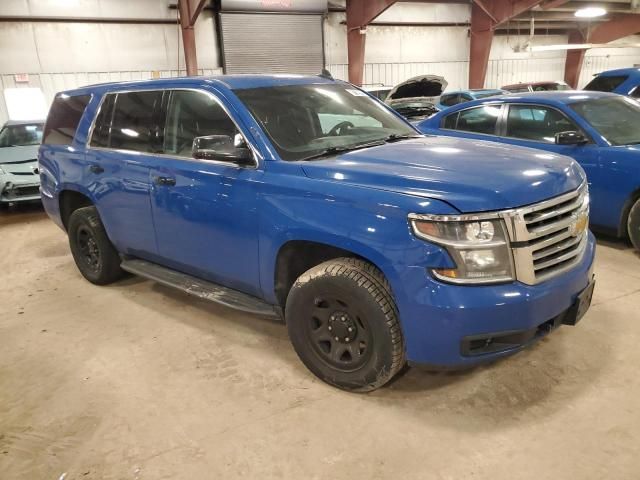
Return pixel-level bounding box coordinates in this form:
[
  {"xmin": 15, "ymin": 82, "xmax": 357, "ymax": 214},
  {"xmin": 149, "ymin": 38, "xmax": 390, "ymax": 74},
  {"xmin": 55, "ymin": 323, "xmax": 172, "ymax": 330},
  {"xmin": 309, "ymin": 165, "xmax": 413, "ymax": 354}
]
[
  {"xmin": 618, "ymin": 187, "xmax": 640, "ymax": 238},
  {"xmin": 58, "ymin": 188, "xmax": 94, "ymax": 231}
]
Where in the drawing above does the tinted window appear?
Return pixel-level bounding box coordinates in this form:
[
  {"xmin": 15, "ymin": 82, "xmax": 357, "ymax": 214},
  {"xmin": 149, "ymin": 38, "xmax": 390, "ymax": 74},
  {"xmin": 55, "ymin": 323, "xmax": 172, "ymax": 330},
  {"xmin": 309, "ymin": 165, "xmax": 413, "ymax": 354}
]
[
  {"xmin": 89, "ymin": 94, "xmax": 116, "ymax": 148},
  {"xmin": 42, "ymin": 94, "xmax": 91, "ymax": 145},
  {"xmin": 533, "ymin": 83, "xmax": 569, "ymax": 91},
  {"xmin": 570, "ymin": 96, "xmax": 640, "ymax": 146},
  {"xmin": 506, "ymin": 105, "xmax": 577, "ymax": 143},
  {"xmin": 0, "ymin": 123, "xmax": 43, "ymax": 147},
  {"xmin": 455, "ymin": 105, "xmax": 501, "ymax": 135},
  {"xmin": 630, "ymin": 86, "xmax": 640, "ymax": 99},
  {"xmin": 584, "ymin": 75, "xmax": 628, "ymax": 92},
  {"xmin": 443, "ymin": 112, "xmax": 458, "ymax": 129},
  {"xmin": 109, "ymin": 91, "xmax": 163, "ymax": 152},
  {"xmin": 164, "ymin": 90, "xmax": 238, "ymax": 157},
  {"xmin": 440, "ymin": 94, "xmax": 459, "ymax": 107}
]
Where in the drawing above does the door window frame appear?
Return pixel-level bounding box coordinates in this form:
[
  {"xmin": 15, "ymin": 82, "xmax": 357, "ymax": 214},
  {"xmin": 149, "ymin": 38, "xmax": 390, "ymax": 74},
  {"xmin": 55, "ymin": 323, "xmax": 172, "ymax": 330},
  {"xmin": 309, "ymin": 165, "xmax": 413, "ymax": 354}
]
[{"xmin": 86, "ymin": 87, "xmax": 259, "ymax": 169}]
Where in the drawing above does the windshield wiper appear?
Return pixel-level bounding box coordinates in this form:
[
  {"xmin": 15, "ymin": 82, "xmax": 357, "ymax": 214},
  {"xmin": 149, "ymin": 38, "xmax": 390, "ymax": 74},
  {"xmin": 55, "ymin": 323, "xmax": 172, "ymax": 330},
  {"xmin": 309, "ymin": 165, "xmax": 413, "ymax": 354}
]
[{"xmin": 384, "ymin": 133, "xmax": 422, "ymax": 142}]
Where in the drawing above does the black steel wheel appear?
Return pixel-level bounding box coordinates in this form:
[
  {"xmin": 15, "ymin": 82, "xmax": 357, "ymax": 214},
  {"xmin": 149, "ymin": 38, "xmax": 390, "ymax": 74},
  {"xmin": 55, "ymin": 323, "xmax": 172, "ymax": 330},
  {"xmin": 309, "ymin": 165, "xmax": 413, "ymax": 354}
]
[
  {"xmin": 68, "ymin": 206, "xmax": 124, "ymax": 285},
  {"xmin": 286, "ymin": 258, "xmax": 405, "ymax": 392}
]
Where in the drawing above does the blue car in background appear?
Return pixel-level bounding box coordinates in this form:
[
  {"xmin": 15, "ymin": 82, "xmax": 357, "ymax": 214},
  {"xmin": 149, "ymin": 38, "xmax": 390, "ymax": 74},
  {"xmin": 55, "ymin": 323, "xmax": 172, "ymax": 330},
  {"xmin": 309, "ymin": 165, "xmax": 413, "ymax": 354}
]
[
  {"xmin": 417, "ymin": 91, "xmax": 640, "ymax": 250},
  {"xmin": 584, "ymin": 67, "xmax": 640, "ymax": 99},
  {"xmin": 437, "ymin": 89, "xmax": 507, "ymax": 110}
]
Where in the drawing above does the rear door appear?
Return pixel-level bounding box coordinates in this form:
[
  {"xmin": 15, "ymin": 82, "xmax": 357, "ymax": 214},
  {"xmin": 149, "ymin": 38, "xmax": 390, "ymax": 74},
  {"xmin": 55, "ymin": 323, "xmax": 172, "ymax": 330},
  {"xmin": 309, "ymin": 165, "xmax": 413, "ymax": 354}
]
[
  {"xmin": 148, "ymin": 89, "xmax": 262, "ymax": 297},
  {"xmin": 85, "ymin": 90, "xmax": 163, "ymax": 257}
]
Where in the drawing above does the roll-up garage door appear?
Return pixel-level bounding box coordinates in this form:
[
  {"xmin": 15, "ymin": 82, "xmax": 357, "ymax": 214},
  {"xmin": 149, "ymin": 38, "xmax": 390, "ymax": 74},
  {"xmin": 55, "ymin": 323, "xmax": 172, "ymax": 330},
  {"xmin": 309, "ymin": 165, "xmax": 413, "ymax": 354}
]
[{"xmin": 220, "ymin": 13, "xmax": 324, "ymax": 75}]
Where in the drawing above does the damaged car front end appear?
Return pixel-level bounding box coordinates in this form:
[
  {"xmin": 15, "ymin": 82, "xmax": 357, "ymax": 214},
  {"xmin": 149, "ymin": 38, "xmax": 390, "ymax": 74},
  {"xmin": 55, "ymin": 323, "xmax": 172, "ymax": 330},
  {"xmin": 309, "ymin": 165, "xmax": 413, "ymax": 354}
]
[{"xmin": 0, "ymin": 120, "xmax": 43, "ymax": 205}]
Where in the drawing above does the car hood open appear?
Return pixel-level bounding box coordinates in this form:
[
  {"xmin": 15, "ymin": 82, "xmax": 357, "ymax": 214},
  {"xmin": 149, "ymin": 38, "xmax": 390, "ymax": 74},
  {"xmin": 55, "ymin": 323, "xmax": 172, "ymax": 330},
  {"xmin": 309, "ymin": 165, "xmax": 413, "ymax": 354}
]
[
  {"xmin": 301, "ymin": 136, "xmax": 584, "ymax": 213},
  {"xmin": 386, "ymin": 75, "xmax": 448, "ymax": 106}
]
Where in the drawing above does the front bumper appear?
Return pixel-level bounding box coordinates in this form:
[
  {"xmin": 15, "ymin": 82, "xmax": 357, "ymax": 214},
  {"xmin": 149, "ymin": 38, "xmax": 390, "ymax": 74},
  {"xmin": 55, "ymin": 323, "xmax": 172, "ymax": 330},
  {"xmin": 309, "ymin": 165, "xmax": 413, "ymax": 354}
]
[
  {"xmin": 1, "ymin": 177, "xmax": 41, "ymax": 203},
  {"xmin": 396, "ymin": 231, "xmax": 596, "ymax": 367}
]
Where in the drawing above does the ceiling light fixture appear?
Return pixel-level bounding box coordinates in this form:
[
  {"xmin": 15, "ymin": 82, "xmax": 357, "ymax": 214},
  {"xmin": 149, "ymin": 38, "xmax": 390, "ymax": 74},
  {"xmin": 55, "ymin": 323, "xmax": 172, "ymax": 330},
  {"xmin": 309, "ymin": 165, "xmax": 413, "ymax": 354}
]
[{"xmin": 575, "ymin": 7, "xmax": 607, "ymax": 18}]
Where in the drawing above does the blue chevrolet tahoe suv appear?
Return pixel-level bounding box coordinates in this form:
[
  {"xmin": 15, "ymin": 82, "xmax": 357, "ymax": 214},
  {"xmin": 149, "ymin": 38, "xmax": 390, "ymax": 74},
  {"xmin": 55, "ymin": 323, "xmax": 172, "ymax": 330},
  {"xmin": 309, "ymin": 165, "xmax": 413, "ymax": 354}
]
[{"xmin": 38, "ymin": 75, "xmax": 595, "ymax": 392}]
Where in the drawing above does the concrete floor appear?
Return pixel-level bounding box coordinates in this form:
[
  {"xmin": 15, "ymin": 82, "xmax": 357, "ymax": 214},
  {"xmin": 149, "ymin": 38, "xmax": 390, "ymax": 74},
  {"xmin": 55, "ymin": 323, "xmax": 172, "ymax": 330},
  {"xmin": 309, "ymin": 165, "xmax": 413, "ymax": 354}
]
[{"xmin": 1, "ymin": 204, "xmax": 639, "ymax": 480}]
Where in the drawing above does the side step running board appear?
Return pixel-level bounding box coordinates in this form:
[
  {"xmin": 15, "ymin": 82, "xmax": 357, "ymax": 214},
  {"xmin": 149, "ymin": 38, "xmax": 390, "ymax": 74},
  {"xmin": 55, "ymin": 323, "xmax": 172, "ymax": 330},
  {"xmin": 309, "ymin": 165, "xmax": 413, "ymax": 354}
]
[{"xmin": 121, "ymin": 258, "xmax": 280, "ymax": 318}]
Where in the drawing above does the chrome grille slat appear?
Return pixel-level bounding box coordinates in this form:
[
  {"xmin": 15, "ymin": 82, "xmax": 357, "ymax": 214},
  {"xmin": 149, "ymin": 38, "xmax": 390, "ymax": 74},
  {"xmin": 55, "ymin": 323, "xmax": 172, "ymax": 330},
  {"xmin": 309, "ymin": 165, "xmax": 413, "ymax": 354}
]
[
  {"xmin": 524, "ymin": 195, "xmax": 585, "ymax": 226},
  {"xmin": 529, "ymin": 228, "xmax": 572, "ymax": 250},
  {"xmin": 534, "ymin": 236, "xmax": 585, "ymax": 270},
  {"xmin": 532, "ymin": 234, "xmax": 582, "ymax": 261}
]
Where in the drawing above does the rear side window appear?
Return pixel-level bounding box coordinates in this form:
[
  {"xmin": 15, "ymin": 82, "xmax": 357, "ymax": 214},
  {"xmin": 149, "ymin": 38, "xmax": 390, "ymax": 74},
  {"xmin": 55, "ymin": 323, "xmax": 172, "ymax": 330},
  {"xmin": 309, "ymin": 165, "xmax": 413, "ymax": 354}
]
[
  {"xmin": 109, "ymin": 91, "xmax": 163, "ymax": 153},
  {"xmin": 90, "ymin": 94, "xmax": 116, "ymax": 148},
  {"xmin": 584, "ymin": 75, "xmax": 628, "ymax": 92},
  {"xmin": 443, "ymin": 112, "xmax": 458, "ymax": 129},
  {"xmin": 42, "ymin": 94, "xmax": 91, "ymax": 145},
  {"xmin": 455, "ymin": 105, "xmax": 501, "ymax": 135}
]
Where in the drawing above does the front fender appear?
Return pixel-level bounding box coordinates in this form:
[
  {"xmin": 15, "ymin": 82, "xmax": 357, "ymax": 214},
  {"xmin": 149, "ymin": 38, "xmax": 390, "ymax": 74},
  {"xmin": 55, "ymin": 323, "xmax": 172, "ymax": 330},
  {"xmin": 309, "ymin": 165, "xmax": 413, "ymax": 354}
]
[{"xmin": 257, "ymin": 169, "xmax": 459, "ymax": 305}]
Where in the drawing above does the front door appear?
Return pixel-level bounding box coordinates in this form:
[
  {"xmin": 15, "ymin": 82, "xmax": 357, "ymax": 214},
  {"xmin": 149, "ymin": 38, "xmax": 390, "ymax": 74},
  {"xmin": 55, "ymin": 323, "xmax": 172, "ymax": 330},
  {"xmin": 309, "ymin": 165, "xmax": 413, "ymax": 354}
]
[{"xmin": 149, "ymin": 89, "xmax": 262, "ymax": 297}]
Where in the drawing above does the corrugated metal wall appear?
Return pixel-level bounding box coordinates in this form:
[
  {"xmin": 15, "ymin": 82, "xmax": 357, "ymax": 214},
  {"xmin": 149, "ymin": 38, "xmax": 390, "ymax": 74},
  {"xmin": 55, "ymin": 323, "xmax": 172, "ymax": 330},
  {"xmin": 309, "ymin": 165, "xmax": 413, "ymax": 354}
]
[{"xmin": 0, "ymin": 69, "xmax": 223, "ymax": 125}]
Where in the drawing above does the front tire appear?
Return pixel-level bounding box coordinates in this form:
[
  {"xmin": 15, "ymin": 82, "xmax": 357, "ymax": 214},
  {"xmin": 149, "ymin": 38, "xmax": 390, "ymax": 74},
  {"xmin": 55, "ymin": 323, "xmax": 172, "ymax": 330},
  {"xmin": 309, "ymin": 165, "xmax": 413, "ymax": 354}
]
[
  {"xmin": 628, "ymin": 198, "xmax": 640, "ymax": 251},
  {"xmin": 285, "ymin": 258, "xmax": 405, "ymax": 392},
  {"xmin": 68, "ymin": 206, "xmax": 124, "ymax": 285}
]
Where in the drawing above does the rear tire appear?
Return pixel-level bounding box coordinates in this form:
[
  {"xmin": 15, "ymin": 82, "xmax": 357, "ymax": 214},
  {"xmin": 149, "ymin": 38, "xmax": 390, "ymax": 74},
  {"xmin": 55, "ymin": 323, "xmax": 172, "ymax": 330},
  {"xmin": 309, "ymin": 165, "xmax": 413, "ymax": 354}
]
[
  {"xmin": 628, "ymin": 198, "xmax": 640, "ymax": 251},
  {"xmin": 285, "ymin": 257, "xmax": 405, "ymax": 392},
  {"xmin": 68, "ymin": 206, "xmax": 124, "ymax": 285}
]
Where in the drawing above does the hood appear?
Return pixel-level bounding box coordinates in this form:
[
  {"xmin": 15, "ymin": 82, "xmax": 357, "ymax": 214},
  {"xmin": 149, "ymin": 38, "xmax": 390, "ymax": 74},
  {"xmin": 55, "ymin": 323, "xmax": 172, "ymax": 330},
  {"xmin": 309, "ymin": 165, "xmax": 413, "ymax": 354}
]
[
  {"xmin": 386, "ymin": 75, "xmax": 448, "ymax": 105},
  {"xmin": 0, "ymin": 145, "xmax": 39, "ymax": 165},
  {"xmin": 300, "ymin": 136, "xmax": 584, "ymax": 213}
]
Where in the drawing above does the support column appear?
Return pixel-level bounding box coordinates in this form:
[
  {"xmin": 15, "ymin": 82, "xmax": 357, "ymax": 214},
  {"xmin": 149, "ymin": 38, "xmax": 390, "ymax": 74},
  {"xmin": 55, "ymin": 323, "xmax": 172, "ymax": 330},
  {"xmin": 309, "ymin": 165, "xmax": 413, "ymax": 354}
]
[
  {"xmin": 469, "ymin": 3, "xmax": 494, "ymax": 89},
  {"xmin": 178, "ymin": 0, "xmax": 206, "ymax": 76},
  {"xmin": 564, "ymin": 31, "xmax": 586, "ymax": 88},
  {"xmin": 346, "ymin": 0, "xmax": 397, "ymax": 85}
]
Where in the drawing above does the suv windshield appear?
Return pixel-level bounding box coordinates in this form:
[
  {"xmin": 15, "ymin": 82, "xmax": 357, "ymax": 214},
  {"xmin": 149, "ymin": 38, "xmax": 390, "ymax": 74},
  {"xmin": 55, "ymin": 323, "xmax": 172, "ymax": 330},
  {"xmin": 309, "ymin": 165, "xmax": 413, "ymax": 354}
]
[
  {"xmin": 570, "ymin": 96, "xmax": 640, "ymax": 146},
  {"xmin": 0, "ymin": 123, "xmax": 43, "ymax": 147},
  {"xmin": 234, "ymin": 84, "xmax": 417, "ymax": 161}
]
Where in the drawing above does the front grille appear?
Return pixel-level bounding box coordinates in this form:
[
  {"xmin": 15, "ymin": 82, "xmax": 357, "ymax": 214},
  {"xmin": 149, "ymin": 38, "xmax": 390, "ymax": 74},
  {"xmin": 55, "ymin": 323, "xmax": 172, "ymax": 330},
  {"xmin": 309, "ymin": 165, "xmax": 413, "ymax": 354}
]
[
  {"xmin": 2, "ymin": 185, "xmax": 41, "ymax": 199},
  {"xmin": 500, "ymin": 184, "xmax": 589, "ymax": 285}
]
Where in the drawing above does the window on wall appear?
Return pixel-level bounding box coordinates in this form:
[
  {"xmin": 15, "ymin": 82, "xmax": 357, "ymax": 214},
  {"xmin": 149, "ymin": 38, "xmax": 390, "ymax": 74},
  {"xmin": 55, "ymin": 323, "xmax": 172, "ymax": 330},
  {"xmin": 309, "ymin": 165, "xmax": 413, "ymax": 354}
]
[
  {"xmin": 506, "ymin": 105, "xmax": 578, "ymax": 143},
  {"xmin": 163, "ymin": 90, "xmax": 238, "ymax": 157},
  {"xmin": 42, "ymin": 94, "xmax": 91, "ymax": 145},
  {"xmin": 109, "ymin": 91, "xmax": 163, "ymax": 153},
  {"xmin": 455, "ymin": 105, "xmax": 501, "ymax": 135}
]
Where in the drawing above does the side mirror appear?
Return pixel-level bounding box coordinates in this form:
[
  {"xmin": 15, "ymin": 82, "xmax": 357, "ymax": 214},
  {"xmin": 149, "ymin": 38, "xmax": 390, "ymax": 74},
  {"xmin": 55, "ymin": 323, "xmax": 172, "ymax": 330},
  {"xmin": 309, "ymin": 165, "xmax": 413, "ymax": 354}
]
[
  {"xmin": 192, "ymin": 134, "xmax": 254, "ymax": 165},
  {"xmin": 555, "ymin": 131, "xmax": 587, "ymax": 146}
]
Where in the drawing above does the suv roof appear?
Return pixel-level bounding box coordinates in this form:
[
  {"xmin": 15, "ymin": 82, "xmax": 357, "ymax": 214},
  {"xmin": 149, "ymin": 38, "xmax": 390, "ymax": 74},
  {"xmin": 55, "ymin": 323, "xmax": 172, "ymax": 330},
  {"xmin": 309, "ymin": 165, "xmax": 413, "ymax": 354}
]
[
  {"xmin": 594, "ymin": 67, "xmax": 640, "ymax": 77},
  {"xmin": 58, "ymin": 74, "xmax": 339, "ymax": 98}
]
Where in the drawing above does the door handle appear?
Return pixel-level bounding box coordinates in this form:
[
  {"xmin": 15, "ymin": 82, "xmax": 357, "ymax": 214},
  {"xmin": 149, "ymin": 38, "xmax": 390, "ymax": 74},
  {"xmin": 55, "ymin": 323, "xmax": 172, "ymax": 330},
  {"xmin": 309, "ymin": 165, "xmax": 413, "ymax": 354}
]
[
  {"xmin": 154, "ymin": 176, "xmax": 176, "ymax": 186},
  {"xmin": 89, "ymin": 165, "xmax": 104, "ymax": 174}
]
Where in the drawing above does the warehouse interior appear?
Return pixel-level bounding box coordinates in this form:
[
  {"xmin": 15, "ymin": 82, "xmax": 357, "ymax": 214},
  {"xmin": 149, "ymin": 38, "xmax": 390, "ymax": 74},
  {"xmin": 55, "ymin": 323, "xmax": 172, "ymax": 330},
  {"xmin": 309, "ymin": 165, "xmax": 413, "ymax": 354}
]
[{"xmin": 1, "ymin": 1, "xmax": 640, "ymax": 479}]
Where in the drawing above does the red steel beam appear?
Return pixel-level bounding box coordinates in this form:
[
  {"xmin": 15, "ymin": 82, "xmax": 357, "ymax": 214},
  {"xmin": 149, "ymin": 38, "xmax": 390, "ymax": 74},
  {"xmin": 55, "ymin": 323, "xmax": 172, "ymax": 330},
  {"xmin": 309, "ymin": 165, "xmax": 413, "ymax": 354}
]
[
  {"xmin": 469, "ymin": 0, "xmax": 546, "ymax": 88},
  {"xmin": 188, "ymin": 0, "xmax": 208, "ymax": 26},
  {"xmin": 540, "ymin": 0, "xmax": 570, "ymax": 9},
  {"xmin": 564, "ymin": 14, "xmax": 640, "ymax": 88},
  {"xmin": 346, "ymin": 0, "xmax": 397, "ymax": 85},
  {"xmin": 564, "ymin": 30, "xmax": 587, "ymax": 88},
  {"xmin": 178, "ymin": 0, "xmax": 198, "ymax": 76}
]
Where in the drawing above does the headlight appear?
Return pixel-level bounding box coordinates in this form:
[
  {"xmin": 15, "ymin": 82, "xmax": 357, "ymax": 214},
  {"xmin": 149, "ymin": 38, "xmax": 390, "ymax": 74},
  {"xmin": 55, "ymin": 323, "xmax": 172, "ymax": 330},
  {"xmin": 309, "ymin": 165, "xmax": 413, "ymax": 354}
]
[{"xmin": 409, "ymin": 215, "xmax": 514, "ymax": 284}]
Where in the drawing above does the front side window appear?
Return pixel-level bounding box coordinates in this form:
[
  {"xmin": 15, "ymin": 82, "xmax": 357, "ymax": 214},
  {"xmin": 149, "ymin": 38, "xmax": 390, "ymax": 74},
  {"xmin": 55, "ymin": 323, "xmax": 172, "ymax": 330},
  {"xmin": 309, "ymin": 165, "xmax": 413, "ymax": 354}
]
[
  {"xmin": 570, "ymin": 96, "xmax": 640, "ymax": 146},
  {"xmin": 42, "ymin": 94, "xmax": 91, "ymax": 145},
  {"xmin": 584, "ymin": 75, "xmax": 628, "ymax": 93},
  {"xmin": 234, "ymin": 84, "xmax": 416, "ymax": 161},
  {"xmin": 108, "ymin": 91, "xmax": 163, "ymax": 153},
  {"xmin": 506, "ymin": 105, "xmax": 578, "ymax": 143},
  {"xmin": 453, "ymin": 105, "xmax": 501, "ymax": 135},
  {"xmin": 164, "ymin": 90, "xmax": 238, "ymax": 157},
  {"xmin": 0, "ymin": 123, "xmax": 43, "ymax": 147}
]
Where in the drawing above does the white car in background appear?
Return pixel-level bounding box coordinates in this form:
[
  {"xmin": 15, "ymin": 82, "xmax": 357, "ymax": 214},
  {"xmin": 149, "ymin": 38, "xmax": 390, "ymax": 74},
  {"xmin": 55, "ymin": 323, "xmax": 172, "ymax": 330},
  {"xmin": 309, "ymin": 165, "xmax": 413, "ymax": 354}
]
[{"xmin": 0, "ymin": 119, "xmax": 44, "ymax": 205}]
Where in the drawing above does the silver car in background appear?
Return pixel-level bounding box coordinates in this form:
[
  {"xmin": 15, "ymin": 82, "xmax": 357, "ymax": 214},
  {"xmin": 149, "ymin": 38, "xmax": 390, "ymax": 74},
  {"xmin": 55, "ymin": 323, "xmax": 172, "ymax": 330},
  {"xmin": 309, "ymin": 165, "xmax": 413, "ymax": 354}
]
[{"xmin": 0, "ymin": 120, "xmax": 44, "ymax": 205}]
